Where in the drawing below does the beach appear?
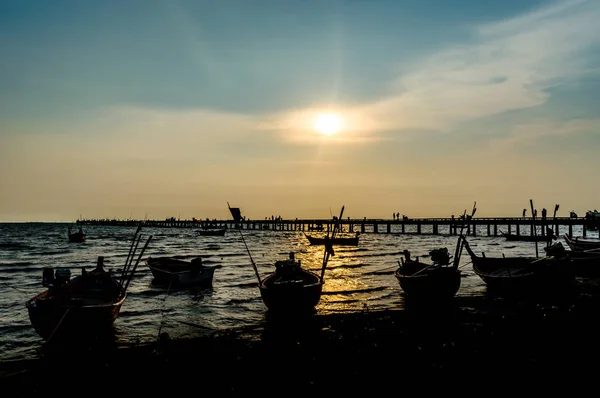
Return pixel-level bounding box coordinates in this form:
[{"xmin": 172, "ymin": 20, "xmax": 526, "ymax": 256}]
[{"xmin": 3, "ymin": 289, "xmax": 600, "ymax": 396}]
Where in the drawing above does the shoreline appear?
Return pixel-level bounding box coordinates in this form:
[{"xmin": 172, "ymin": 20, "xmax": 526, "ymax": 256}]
[{"xmin": 3, "ymin": 291, "xmax": 600, "ymax": 395}]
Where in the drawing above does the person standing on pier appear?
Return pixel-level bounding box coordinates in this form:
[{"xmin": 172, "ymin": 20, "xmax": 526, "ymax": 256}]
[{"xmin": 523, "ymin": 209, "xmax": 527, "ymax": 218}]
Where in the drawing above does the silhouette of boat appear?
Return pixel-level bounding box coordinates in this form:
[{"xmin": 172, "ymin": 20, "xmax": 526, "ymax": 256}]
[
  {"xmin": 197, "ymin": 227, "xmax": 227, "ymax": 236},
  {"xmin": 258, "ymin": 252, "xmax": 323, "ymax": 312},
  {"xmin": 26, "ymin": 226, "xmax": 151, "ymax": 340},
  {"xmin": 304, "ymin": 232, "xmax": 359, "ymax": 246},
  {"xmin": 241, "ymin": 205, "xmax": 345, "ymax": 313},
  {"xmin": 146, "ymin": 256, "xmax": 221, "ymax": 286},
  {"xmin": 395, "ymin": 247, "xmax": 461, "ymax": 302},
  {"xmin": 462, "ymin": 236, "xmax": 574, "ymax": 293},
  {"xmin": 67, "ymin": 226, "xmax": 86, "ymax": 243},
  {"xmin": 563, "ymin": 234, "xmax": 600, "ymax": 252},
  {"xmin": 500, "ymin": 229, "xmax": 556, "ymax": 243}
]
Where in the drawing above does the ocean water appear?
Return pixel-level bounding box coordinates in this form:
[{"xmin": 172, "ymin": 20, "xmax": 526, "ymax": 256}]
[{"xmin": 0, "ymin": 222, "xmax": 597, "ymax": 363}]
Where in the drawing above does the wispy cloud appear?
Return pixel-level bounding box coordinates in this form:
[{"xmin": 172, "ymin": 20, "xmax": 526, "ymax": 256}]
[{"xmin": 269, "ymin": 0, "xmax": 600, "ymax": 141}]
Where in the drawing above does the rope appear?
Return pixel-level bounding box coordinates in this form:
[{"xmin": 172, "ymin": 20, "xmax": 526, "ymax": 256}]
[{"xmin": 156, "ymin": 278, "xmax": 173, "ymax": 342}]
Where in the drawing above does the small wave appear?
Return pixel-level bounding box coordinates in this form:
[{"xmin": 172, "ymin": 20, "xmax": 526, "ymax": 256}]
[
  {"xmin": 322, "ymin": 285, "xmax": 389, "ymax": 296},
  {"xmin": 0, "ymin": 242, "xmax": 34, "ymax": 250}
]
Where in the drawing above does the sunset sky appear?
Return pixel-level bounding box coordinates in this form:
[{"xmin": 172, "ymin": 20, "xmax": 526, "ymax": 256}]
[{"xmin": 1, "ymin": 0, "xmax": 599, "ymax": 222}]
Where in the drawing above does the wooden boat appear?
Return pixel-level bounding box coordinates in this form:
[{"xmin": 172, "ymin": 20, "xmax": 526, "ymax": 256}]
[
  {"xmin": 563, "ymin": 234, "xmax": 600, "ymax": 252},
  {"xmin": 146, "ymin": 256, "xmax": 221, "ymax": 286},
  {"xmin": 26, "ymin": 226, "xmax": 151, "ymax": 341},
  {"xmin": 394, "ymin": 247, "xmax": 461, "ymax": 302},
  {"xmin": 67, "ymin": 226, "xmax": 86, "ymax": 243},
  {"xmin": 307, "ymin": 223, "xmax": 324, "ymax": 232},
  {"xmin": 304, "ymin": 232, "xmax": 359, "ymax": 246},
  {"xmin": 545, "ymin": 242, "xmax": 600, "ymax": 278},
  {"xmin": 243, "ymin": 206, "xmax": 346, "ymax": 313},
  {"xmin": 257, "ymin": 252, "xmax": 323, "ymax": 312},
  {"xmin": 197, "ymin": 227, "xmax": 227, "ymax": 236},
  {"xmin": 462, "ymin": 237, "xmax": 574, "ymax": 293},
  {"xmin": 500, "ymin": 229, "xmax": 556, "ymax": 243}
]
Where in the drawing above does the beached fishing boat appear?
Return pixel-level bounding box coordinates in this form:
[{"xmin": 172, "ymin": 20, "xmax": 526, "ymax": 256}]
[
  {"xmin": 241, "ymin": 206, "xmax": 345, "ymax": 313},
  {"xmin": 462, "ymin": 237, "xmax": 574, "ymax": 293},
  {"xmin": 257, "ymin": 252, "xmax": 324, "ymax": 312},
  {"xmin": 545, "ymin": 242, "xmax": 600, "ymax": 278},
  {"xmin": 395, "ymin": 203, "xmax": 475, "ymax": 303},
  {"xmin": 563, "ymin": 234, "xmax": 600, "ymax": 252},
  {"xmin": 395, "ymin": 247, "xmax": 461, "ymax": 302},
  {"xmin": 25, "ymin": 226, "xmax": 151, "ymax": 340},
  {"xmin": 304, "ymin": 232, "xmax": 359, "ymax": 246},
  {"xmin": 146, "ymin": 256, "xmax": 221, "ymax": 286}
]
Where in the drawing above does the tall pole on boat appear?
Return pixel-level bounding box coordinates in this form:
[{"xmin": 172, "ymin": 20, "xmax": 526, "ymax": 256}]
[
  {"xmin": 321, "ymin": 205, "xmax": 344, "ymax": 282},
  {"xmin": 453, "ymin": 202, "xmax": 476, "ymax": 268},
  {"xmin": 238, "ymin": 229, "xmax": 261, "ymax": 285},
  {"xmin": 530, "ymin": 199, "xmax": 538, "ymax": 257}
]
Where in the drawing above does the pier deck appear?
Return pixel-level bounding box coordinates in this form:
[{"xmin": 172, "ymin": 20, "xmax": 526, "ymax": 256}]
[{"xmin": 76, "ymin": 216, "xmax": 599, "ymax": 238}]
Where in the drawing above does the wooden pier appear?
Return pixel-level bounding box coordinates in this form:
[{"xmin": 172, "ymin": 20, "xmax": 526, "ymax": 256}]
[{"xmin": 76, "ymin": 216, "xmax": 599, "ymax": 238}]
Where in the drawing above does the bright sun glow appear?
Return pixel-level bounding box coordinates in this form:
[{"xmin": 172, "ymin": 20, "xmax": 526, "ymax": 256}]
[{"xmin": 314, "ymin": 113, "xmax": 341, "ymax": 136}]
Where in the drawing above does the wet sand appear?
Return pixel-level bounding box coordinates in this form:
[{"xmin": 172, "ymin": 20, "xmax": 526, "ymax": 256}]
[{"xmin": 3, "ymin": 290, "xmax": 600, "ymax": 396}]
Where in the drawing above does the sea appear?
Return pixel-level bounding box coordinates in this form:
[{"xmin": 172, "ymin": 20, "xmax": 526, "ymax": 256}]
[{"xmin": 1, "ymin": 222, "xmax": 598, "ymax": 363}]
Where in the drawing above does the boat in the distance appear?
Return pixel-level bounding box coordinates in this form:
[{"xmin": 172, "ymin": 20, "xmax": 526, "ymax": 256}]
[
  {"xmin": 26, "ymin": 226, "xmax": 152, "ymax": 341},
  {"xmin": 197, "ymin": 227, "xmax": 227, "ymax": 236},
  {"xmin": 67, "ymin": 226, "xmax": 86, "ymax": 243},
  {"xmin": 145, "ymin": 256, "xmax": 221, "ymax": 287},
  {"xmin": 304, "ymin": 231, "xmax": 359, "ymax": 246},
  {"xmin": 500, "ymin": 228, "xmax": 556, "ymax": 243}
]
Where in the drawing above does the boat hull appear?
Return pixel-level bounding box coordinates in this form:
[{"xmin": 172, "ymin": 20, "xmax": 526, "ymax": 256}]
[
  {"xmin": 304, "ymin": 233, "xmax": 359, "ymax": 246},
  {"xmin": 258, "ymin": 270, "xmax": 323, "ymax": 312},
  {"xmin": 395, "ymin": 266, "xmax": 461, "ymax": 301},
  {"xmin": 26, "ymin": 291, "xmax": 125, "ymax": 340},
  {"xmin": 146, "ymin": 257, "xmax": 219, "ymax": 287}
]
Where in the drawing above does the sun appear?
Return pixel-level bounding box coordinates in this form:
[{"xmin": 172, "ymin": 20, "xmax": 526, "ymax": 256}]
[{"xmin": 314, "ymin": 113, "xmax": 341, "ymax": 136}]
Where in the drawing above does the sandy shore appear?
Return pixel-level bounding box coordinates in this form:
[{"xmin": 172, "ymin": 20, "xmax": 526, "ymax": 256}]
[{"xmin": 3, "ymin": 290, "xmax": 600, "ymax": 396}]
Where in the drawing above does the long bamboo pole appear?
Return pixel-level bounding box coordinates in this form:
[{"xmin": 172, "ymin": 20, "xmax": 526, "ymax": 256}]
[
  {"xmin": 530, "ymin": 199, "xmax": 538, "ymax": 257},
  {"xmin": 122, "ymin": 235, "xmax": 153, "ymax": 294},
  {"xmin": 241, "ymin": 230, "xmax": 262, "ymax": 285},
  {"xmin": 453, "ymin": 202, "xmax": 476, "ymax": 268},
  {"xmin": 320, "ymin": 205, "xmax": 344, "ymax": 282}
]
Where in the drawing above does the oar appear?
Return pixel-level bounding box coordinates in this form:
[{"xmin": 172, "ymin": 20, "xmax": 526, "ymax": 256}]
[
  {"xmin": 530, "ymin": 199, "xmax": 538, "ymax": 257},
  {"xmin": 320, "ymin": 205, "xmax": 344, "ymax": 282},
  {"xmin": 238, "ymin": 228, "xmax": 262, "ymax": 285}
]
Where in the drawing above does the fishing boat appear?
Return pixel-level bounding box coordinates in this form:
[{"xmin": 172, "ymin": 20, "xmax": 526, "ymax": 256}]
[
  {"xmin": 197, "ymin": 227, "xmax": 227, "ymax": 236},
  {"xmin": 257, "ymin": 252, "xmax": 323, "ymax": 312},
  {"xmin": 545, "ymin": 242, "xmax": 600, "ymax": 278},
  {"xmin": 146, "ymin": 256, "xmax": 221, "ymax": 286},
  {"xmin": 241, "ymin": 205, "xmax": 345, "ymax": 313},
  {"xmin": 304, "ymin": 231, "xmax": 359, "ymax": 246},
  {"xmin": 395, "ymin": 203, "xmax": 475, "ymax": 303},
  {"xmin": 500, "ymin": 229, "xmax": 556, "ymax": 243},
  {"xmin": 25, "ymin": 226, "xmax": 152, "ymax": 340},
  {"xmin": 462, "ymin": 237, "xmax": 574, "ymax": 293},
  {"xmin": 67, "ymin": 226, "xmax": 86, "ymax": 243},
  {"xmin": 394, "ymin": 247, "xmax": 461, "ymax": 302},
  {"xmin": 563, "ymin": 234, "xmax": 600, "ymax": 252}
]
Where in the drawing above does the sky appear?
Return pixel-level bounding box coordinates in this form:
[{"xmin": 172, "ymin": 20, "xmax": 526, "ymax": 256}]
[{"xmin": 1, "ymin": 0, "xmax": 599, "ymax": 222}]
